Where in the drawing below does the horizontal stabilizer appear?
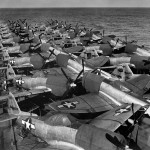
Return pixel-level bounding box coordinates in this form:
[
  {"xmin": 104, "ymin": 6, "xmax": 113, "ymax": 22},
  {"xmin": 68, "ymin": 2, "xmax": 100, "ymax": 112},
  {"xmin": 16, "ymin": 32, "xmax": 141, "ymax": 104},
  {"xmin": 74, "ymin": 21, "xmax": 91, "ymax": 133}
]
[{"xmin": 0, "ymin": 113, "xmax": 17, "ymax": 123}]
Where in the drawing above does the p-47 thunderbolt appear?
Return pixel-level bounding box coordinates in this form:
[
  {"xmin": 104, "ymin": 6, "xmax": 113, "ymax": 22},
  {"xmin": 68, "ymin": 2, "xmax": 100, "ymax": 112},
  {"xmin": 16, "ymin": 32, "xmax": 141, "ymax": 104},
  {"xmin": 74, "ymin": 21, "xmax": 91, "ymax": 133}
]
[
  {"xmin": 46, "ymin": 67, "xmax": 150, "ymax": 116},
  {"xmin": 0, "ymin": 92, "xmax": 147, "ymax": 150},
  {"xmin": 0, "ymin": 62, "xmax": 80, "ymax": 102}
]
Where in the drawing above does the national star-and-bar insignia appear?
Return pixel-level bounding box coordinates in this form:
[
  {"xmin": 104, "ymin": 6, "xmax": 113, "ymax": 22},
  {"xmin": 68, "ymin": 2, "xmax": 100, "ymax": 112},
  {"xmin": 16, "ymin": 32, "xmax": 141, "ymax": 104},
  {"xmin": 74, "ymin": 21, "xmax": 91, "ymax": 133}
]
[
  {"xmin": 58, "ymin": 101, "xmax": 78, "ymax": 109},
  {"xmin": 10, "ymin": 59, "xmax": 15, "ymax": 65},
  {"xmin": 16, "ymin": 79, "xmax": 25, "ymax": 85},
  {"xmin": 22, "ymin": 118, "xmax": 35, "ymax": 130},
  {"xmin": 114, "ymin": 105, "xmax": 131, "ymax": 116}
]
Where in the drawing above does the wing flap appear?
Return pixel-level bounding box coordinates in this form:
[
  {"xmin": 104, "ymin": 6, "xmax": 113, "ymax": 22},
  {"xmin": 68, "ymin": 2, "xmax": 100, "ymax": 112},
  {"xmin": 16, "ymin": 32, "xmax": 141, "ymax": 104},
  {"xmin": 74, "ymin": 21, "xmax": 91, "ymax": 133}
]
[{"xmin": 0, "ymin": 88, "xmax": 51, "ymax": 103}]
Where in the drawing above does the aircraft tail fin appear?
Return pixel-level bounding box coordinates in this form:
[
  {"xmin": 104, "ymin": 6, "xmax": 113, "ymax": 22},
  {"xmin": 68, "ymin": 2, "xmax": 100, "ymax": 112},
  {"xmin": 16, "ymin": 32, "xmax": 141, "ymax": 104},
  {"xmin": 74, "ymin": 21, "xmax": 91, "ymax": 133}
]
[
  {"xmin": 7, "ymin": 92, "xmax": 37, "ymax": 117},
  {"xmin": 8, "ymin": 92, "xmax": 21, "ymax": 115},
  {"xmin": 3, "ymin": 50, "xmax": 10, "ymax": 61},
  {"xmin": 124, "ymin": 63, "xmax": 134, "ymax": 77},
  {"xmin": 6, "ymin": 63, "xmax": 16, "ymax": 79}
]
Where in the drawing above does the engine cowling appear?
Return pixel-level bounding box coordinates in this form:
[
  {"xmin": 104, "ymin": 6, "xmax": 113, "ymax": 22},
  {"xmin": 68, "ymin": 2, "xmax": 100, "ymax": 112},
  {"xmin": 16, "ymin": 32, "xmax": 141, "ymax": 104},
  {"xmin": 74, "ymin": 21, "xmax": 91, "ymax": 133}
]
[{"xmin": 75, "ymin": 124, "xmax": 127, "ymax": 150}]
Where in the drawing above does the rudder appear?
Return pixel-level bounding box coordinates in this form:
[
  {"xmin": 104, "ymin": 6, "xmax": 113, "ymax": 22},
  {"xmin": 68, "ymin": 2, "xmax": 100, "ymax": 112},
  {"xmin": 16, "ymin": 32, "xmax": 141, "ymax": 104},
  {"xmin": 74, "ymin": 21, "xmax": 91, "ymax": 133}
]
[{"xmin": 6, "ymin": 63, "xmax": 16, "ymax": 80}]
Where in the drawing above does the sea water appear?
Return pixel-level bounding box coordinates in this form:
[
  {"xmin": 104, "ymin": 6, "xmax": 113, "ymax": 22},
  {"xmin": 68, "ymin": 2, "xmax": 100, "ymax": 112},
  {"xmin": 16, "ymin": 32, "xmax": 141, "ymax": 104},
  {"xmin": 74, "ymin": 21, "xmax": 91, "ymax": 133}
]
[{"xmin": 0, "ymin": 8, "xmax": 150, "ymax": 47}]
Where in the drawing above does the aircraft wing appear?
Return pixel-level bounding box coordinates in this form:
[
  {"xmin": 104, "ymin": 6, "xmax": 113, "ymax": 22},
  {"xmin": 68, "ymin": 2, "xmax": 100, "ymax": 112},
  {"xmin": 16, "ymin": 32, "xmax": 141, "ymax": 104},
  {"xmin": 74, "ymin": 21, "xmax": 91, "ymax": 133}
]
[
  {"xmin": 0, "ymin": 88, "xmax": 51, "ymax": 102},
  {"xmin": 90, "ymin": 103, "xmax": 141, "ymax": 132},
  {"xmin": 12, "ymin": 63, "xmax": 34, "ymax": 69},
  {"xmin": 46, "ymin": 93, "xmax": 118, "ymax": 113},
  {"xmin": 0, "ymin": 64, "xmax": 33, "ymax": 70},
  {"xmin": 123, "ymin": 74, "xmax": 150, "ymax": 96},
  {"xmin": 8, "ymin": 51, "xmax": 22, "ymax": 54}
]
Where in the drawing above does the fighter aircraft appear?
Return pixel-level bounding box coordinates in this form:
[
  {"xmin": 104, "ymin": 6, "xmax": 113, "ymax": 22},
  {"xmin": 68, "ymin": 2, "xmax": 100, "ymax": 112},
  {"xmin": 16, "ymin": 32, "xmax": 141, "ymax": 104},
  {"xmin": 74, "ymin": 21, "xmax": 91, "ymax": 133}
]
[
  {"xmin": 99, "ymin": 34, "xmax": 150, "ymax": 57},
  {"xmin": 0, "ymin": 49, "xmax": 54, "ymax": 70},
  {"xmin": 79, "ymin": 49, "xmax": 150, "ymax": 72},
  {"xmin": 0, "ymin": 92, "xmax": 146, "ymax": 150},
  {"xmin": 0, "ymin": 55, "xmax": 131, "ymax": 115},
  {"xmin": 46, "ymin": 64, "xmax": 150, "ymax": 116},
  {"xmin": 55, "ymin": 47, "xmax": 150, "ymax": 98},
  {"xmin": 0, "ymin": 60, "xmax": 84, "ymax": 103},
  {"xmin": 0, "ymin": 63, "xmax": 52, "ymax": 102}
]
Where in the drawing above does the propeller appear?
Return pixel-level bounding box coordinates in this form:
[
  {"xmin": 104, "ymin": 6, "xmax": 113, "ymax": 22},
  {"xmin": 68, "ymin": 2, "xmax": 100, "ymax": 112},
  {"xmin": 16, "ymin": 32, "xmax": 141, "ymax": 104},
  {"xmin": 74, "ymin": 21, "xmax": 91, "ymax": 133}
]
[
  {"xmin": 38, "ymin": 32, "xmax": 45, "ymax": 43},
  {"xmin": 120, "ymin": 35, "xmax": 137, "ymax": 45},
  {"xmin": 61, "ymin": 68, "xmax": 73, "ymax": 83},
  {"xmin": 114, "ymin": 38, "xmax": 120, "ymax": 47},
  {"xmin": 128, "ymin": 103, "xmax": 149, "ymax": 145},
  {"xmin": 75, "ymin": 59, "xmax": 84, "ymax": 81},
  {"xmin": 124, "ymin": 36, "xmax": 133, "ymax": 44},
  {"xmin": 60, "ymin": 68, "xmax": 76, "ymax": 99},
  {"xmin": 46, "ymin": 20, "xmax": 51, "ymax": 26},
  {"xmin": 36, "ymin": 49, "xmax": 56, "ymax": 69},
  {"xmin": 30, "ymin": 42, "xmax": 41, "ymax": 52},
  {"xmin": 22, "ymin": 43, "xmax": 32, "ymax": 54},
  {"xmin": 36, "ymin": 52, "xmax": 49, "ymax": 69},
  {"xmin": 107, "ymin": 41, "xmax": 114, "ymax": 48},
  {"xmin": 60, "ymin": 59, "xmax": 85, "ymax": 98},
  {"xmin": 48, "ymin": 47, "xmax": 56, "ymax": 57}
]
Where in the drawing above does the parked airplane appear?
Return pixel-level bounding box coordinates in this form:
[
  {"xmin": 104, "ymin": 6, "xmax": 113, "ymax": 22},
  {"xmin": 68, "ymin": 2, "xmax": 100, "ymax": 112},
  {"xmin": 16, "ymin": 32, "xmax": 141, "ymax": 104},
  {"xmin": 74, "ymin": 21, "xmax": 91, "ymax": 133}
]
[
  {"xmin": 46, "ymin": 68, "xmax": 150, "ymax": 116},
  {"xmin": 1, "ymin": 50, "xmax": 54, "ymax": 70},
  {"xmin": 0, "ymin": 92, "xmax": 146, "ymax": 150},
  {"xmin": 0, "ymin": 61, "xmax": 81, "ymax": 102},
  {"xmin": 0, "ymin": 64, "xmax": 51, "ymax": 102}
]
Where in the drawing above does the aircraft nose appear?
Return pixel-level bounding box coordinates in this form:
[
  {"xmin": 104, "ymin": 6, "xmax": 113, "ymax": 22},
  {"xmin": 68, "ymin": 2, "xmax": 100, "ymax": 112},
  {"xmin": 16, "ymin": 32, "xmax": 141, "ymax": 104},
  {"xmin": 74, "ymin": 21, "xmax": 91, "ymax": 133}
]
[{"xmin": 56, "ymin": 53, "xmax": 70, "ymax": 67}]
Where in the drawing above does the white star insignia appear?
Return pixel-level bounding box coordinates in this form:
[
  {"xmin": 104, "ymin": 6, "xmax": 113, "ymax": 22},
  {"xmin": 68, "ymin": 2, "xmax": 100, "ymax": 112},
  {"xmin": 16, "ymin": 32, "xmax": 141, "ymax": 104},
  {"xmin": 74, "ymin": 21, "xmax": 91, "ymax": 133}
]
[
  {"xmin": 22, "ymin": 118, "xmax": 35, "ymax": 130},
  {"xmin": 58, "ymin": 101, "xmax": 78, "ymax": 109},
  {"xmin": 115, "ymin": 105, "xmax": 131, "ymax": 116}
]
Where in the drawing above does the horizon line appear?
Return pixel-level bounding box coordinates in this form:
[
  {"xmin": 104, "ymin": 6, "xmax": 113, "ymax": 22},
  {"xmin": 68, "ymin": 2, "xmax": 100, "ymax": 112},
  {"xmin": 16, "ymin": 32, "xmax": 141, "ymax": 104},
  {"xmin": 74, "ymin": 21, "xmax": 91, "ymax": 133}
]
[{"xmin": 0, "ymin": 6, "xmax": 150, "ymax": 9}]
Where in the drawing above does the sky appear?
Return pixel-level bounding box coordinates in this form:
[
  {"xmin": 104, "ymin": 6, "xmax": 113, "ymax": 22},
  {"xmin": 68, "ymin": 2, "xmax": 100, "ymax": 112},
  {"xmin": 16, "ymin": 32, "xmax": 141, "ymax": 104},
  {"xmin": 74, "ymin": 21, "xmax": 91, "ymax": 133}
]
[{"xmin": 0, "ymin": 0, "xmax": 150, "ymax": 8}]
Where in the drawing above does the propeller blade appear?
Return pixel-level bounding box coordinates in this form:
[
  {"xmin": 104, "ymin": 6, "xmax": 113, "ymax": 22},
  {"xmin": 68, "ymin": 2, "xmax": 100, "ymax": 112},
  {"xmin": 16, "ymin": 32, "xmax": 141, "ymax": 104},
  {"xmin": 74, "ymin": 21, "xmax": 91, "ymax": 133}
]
[
  {"xmin": 115, "ymin": 38, "xmax": 119, "ymax": 47},
  {"xmin": 39, "ymin": 33, "xmax": 44, "ymax": 43},
  {"xmin": 82, "ymin": 59, "xmax": 84, "ymax": 73},
  {"xmin": 75, "ymin": 69, "xmax": 83, "ymax": 81},
  {"xmin": 49, "ymin": 48, "xmax": 56, "ymax": 57},
  {"xmin": 107, "ymin": 41, "xmax": 113, "ymax": 48},
  {"xmin": 46, "ymin": 20, "xmax": 51, "ymax": 25},
  {"xmin": 61, "ymin": 68, "xmax": 71, "ymax": 83},
  {"xmin": 131, "ymin": 103, "xmax": 136, "ymax": 124},
  {"xmin": 105, "ymin": 133, "xmax": 126, "ymax": 149},
  {"xmin": 37, "ymin": 52, "xmax": 46, "ymax": 61},
  {"xmin": 75, "ymin": 59, "xmax": 84, "ymax": 81}
]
